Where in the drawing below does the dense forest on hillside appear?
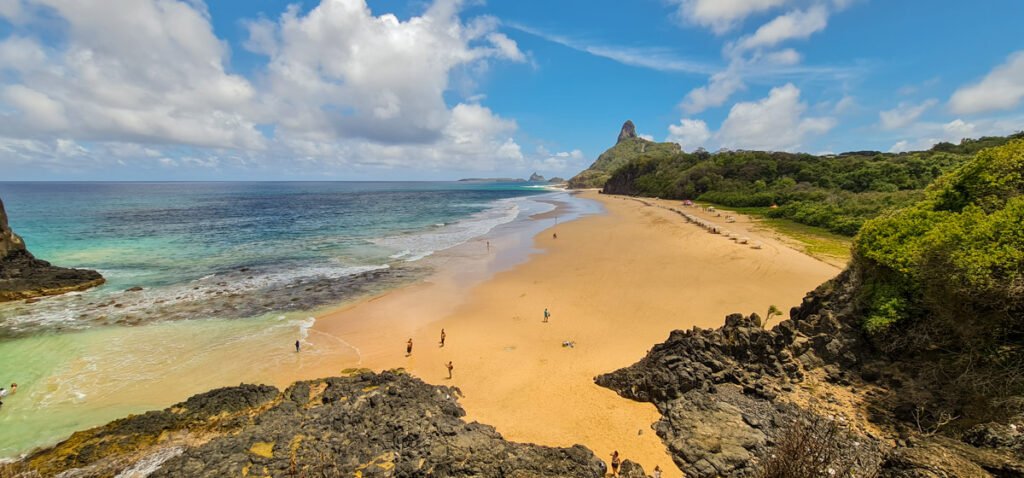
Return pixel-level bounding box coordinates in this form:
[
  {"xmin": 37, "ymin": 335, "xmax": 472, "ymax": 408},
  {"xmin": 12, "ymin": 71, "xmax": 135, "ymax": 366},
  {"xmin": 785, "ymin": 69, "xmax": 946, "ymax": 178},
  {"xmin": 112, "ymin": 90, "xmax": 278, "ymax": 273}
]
[
  {"xmin": 589, "ymin": 133, "xmax": 1024, "ymax": 235},
  {"xmin": 852, "ymin": 138, "xmax": 1024, "ymax": 415}
]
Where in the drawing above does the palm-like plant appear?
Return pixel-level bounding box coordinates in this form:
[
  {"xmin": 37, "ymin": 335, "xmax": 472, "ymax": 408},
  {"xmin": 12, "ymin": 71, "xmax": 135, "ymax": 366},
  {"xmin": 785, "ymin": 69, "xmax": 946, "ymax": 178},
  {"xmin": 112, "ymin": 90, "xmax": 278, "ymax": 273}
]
[{"xmin": 764, "ymin": 305, "xmax": 782, "ymax": 329}]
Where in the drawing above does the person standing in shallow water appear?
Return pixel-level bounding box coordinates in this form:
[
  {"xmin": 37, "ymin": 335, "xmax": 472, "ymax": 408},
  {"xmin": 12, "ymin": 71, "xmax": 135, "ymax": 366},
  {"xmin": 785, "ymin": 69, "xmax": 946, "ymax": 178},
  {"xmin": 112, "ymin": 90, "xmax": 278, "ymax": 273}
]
[
  {"xmin": 440, "ymin": 328, "xmax": 446, "ymax": 347},
  {"xmin": 406, "ymin": 338, "xmax": 413, "ymax": 356}
]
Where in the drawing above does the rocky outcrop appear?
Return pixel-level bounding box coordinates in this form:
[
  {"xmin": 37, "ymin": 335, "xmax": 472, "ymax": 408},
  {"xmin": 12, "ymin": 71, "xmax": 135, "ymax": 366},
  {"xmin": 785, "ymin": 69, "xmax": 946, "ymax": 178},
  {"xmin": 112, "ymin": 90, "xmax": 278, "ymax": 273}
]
[
  {"xmin": 11, "ymin": 371, "xmax": 606, "ymax": 477},
  {"xmin": 0, "ymin": 197, "xmax": 27, "ymax": 259},
  {"xmin": 0, "ymin": 198, "xmax": 104, "ymax": 302},
  {"xmin": 568, "ymin": 121, "xmax": 681, "ymax": 189},
  {"xmin": 597, "ymin": 270, "xmax": 1024, "ymax": 477},
  {"xmin": 617, "ymin": 120, "xmax": 637, "ymax": 144},
  {"xmin": 529, "ymin": 172, "xmax": 546, "ymax": 182}
]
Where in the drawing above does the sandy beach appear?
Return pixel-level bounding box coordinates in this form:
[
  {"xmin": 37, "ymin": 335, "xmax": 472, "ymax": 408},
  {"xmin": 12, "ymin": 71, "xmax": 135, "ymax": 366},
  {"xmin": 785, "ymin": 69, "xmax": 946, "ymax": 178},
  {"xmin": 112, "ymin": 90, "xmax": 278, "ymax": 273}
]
[{"xmin": 295, "ymin": 190, "xmax": 841, "ymax": 473}]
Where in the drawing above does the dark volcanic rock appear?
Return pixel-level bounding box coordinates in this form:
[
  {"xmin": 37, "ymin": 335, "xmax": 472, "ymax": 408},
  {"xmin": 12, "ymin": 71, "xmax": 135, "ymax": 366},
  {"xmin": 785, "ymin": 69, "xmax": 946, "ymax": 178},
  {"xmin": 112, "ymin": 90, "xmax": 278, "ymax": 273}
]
[
  {"xmin": 0, "ymin": 197, "xmax": 104, "ymax": 302},
  {"xmin": 17, "ymin": 371, "xmax": 606, "ymax": 477},
  {"xmin": 597, "ymin": 270, "xmax": 1024, "ymax": 477},
  {"xmin": 617, "ymin": 120, "xmax": 638, "ymax": 144}
]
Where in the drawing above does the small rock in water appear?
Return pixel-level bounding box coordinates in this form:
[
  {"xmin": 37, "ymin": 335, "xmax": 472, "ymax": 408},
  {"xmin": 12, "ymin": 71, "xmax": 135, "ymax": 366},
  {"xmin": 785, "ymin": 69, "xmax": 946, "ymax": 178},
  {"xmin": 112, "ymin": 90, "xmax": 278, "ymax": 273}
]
[{"xmin": 125, "ymin": 286, "xmax": 144, "ymax": 292}]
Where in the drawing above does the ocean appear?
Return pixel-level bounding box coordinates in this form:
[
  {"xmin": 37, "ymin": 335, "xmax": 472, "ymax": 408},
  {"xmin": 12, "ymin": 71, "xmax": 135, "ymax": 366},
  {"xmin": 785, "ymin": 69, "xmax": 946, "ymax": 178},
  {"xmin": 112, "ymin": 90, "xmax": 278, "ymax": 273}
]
[{"xmin": 0, "ymin": 181, "xmax": 581, "ymax": 458}]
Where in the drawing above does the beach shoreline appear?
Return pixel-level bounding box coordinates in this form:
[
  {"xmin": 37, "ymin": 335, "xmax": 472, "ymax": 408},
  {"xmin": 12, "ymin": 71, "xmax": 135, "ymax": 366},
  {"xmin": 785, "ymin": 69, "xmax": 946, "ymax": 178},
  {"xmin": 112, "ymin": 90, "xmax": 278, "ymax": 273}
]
[{"xmin": 300, "ymin": 190, "xmax": 841, "ymax": 473}]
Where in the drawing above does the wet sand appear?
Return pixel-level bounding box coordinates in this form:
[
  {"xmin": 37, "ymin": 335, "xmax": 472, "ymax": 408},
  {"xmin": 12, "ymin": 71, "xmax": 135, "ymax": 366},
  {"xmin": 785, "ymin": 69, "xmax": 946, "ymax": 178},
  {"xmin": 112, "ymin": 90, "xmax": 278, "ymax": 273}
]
[{"xmin": 302, "ymin": 190, "xmax": 841, "ymax": 473}]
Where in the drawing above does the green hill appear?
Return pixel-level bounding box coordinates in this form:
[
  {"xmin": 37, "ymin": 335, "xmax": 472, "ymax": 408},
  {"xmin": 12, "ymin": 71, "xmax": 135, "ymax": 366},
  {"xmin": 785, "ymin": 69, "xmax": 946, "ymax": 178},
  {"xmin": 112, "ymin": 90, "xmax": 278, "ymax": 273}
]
[
  {"xmin": 566, "ymin": 120, "xmax": 681, "ymax": 189},
  {"xmin": 582, "ymin": 126, "xmax": 1023, "ymax": 236}
]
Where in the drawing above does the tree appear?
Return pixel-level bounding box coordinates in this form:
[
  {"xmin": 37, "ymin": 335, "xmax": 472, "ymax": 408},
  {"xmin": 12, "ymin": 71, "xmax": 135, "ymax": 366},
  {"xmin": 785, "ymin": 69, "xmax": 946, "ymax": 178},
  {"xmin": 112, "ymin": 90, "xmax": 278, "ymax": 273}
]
[{"xmin": 763, "ymin": 305, "xmax": 781, "ymax": 329}]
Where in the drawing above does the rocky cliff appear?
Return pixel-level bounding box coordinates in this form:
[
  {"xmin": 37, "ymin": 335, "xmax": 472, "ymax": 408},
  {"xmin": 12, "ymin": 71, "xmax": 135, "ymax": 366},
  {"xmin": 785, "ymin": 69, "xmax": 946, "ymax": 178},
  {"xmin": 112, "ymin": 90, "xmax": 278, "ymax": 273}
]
[
  {"xmin": 617, "ymin": 120, "xmax": 637, "ymax": 144},
  {"xmin": 568, "ymin": 121, "xmax": 681, "ymax": 189},
  {"xmin": 0, "ymin": 197, "xmax": 104, "ymax": 302},
  {"xmin": 597, "ymin": 269, "xmax": 1024, "ymax": 477},
  {"xmin": 6, "ymin": 371, "xmax": 608, "ymax": 477}
]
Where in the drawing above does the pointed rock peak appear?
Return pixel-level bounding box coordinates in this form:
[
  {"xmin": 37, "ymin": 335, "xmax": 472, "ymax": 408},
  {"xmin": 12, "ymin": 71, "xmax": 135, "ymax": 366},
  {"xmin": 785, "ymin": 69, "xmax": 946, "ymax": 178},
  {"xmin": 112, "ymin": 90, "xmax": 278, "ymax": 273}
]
[
  {"xmin": 0, "ymin": 198, "xmax": 27, "ymax": 259},
  {"xmin": 617, "ymin": 120, "xmax": 637, "ymax": 144}
]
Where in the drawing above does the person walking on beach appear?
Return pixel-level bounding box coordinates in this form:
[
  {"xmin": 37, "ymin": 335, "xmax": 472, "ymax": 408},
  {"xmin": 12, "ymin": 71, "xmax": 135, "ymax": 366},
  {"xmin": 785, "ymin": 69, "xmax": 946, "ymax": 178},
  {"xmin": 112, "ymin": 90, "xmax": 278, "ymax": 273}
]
[
  {"xmin": 295, "ymin": 340, "xmax": 300, "ymax": 352},
  {"xmin": 406, "ymin": 338, "xmax": 413, "ymax": 356},
  {"xmin": 543, "ymin": 308, "xmax": 550, "ymax": 323},
  {"xmin": 446, "ymin": 361, "xmax": 454, "ymax": 379},
  {"xmin": 609, "ymin": 451, "xmax": 620, "ymax": 476},
  {"xmin": 652, "ymin": 465, "xmax": 662, "ymax": 478},
  {"xmin": 440, "ymin": 328, "xmax": 446, "ymax": 347}
]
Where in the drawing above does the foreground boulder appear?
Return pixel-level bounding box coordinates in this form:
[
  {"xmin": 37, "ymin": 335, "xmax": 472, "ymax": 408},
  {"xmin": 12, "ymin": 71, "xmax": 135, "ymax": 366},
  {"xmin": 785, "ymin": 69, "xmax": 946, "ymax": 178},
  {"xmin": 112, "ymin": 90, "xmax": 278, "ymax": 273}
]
[
  {"xmin": 0, "ymin": 197, "xmax": 104, "ymax": 302},
  {"xmin": 7, "ymin": 371, "xmax": 605, "ymax": 477},
  {"xmin": 598, "ymin": 270, "xmax": 1024, "ymax": 477}
]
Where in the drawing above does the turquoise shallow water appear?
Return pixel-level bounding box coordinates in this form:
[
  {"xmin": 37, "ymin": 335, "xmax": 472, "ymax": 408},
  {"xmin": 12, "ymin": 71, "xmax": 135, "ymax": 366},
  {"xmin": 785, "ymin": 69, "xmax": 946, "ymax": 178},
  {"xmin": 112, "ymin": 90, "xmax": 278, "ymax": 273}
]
[{"xmin": 0, "ymin": 181, "xmax": 560, "ymax": 457}]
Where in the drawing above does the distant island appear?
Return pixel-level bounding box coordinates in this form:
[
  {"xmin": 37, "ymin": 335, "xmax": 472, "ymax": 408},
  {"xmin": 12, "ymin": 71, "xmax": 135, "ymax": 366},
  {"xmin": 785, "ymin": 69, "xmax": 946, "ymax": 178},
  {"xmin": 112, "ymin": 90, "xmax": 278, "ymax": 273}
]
[{"xmin": 458, "ymin": 172, "xmax": 565, "ymax": 184}]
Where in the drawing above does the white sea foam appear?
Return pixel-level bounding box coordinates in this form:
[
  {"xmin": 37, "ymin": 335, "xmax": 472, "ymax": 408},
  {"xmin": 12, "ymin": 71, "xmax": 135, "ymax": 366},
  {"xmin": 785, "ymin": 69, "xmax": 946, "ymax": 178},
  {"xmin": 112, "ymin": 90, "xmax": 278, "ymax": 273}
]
[
  {"xmin": 0, "ymin": 263, "xmax": 389, "ymax": 333},
  {"xmin": 374, "ymin": 197, "xmax": 522, "ymax": 261}
]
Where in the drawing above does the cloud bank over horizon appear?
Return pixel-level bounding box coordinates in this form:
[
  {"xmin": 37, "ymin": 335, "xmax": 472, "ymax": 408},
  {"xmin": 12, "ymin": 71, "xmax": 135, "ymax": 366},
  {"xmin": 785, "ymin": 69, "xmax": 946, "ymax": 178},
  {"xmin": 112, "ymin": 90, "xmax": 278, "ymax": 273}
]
[{"xmin": 0, "ymin": 0, "xmax": 1021, "ymax": 180}]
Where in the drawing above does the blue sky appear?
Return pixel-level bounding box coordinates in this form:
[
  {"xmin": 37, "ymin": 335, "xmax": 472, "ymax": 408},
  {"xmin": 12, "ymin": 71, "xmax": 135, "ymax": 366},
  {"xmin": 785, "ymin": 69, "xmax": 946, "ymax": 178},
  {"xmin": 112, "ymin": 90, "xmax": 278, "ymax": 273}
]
[{"xmin": 1, "ymin": 0, "xmax": 1022, "ymax": 180}]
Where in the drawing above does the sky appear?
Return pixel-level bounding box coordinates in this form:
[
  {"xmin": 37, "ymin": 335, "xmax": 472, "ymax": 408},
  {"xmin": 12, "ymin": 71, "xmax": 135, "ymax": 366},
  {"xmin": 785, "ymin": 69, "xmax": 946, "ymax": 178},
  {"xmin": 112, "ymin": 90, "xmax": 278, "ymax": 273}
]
[{"xmin": 1, "ymin": 0, "xmax": 1023, "ymax": 181}]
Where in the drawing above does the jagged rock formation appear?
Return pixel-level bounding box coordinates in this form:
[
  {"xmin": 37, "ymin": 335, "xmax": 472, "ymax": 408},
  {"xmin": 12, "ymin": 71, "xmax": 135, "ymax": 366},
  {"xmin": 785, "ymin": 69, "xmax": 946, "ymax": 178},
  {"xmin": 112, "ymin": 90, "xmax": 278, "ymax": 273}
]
[
  {"xmin": 596, "ymin": 270, "xmax": 1024, "ymax": 477},
  {"xmin": 568, "ymin": 121, "xmax": 681, "ymax": 189},
  {"xmin": 617, "ymin": 120, "xmax": 637, "ymax": 144},
  {"xmin": 548, "ymin": 177, "xmax": 566, "ymax": 184},
  {"xmin": 529, "ymin": 172, "xmax": 546, "ymax": 182},
  {"xmin": 7, "ymin": 371, "xmax": 607, "ymax": 477},
  {"xmin": 0, "ymin": 198, "xmax": 104, "ymax": 302},
  {"xmin": 0, "ymin": 198, "xmax": 27, "ymax": 261}
]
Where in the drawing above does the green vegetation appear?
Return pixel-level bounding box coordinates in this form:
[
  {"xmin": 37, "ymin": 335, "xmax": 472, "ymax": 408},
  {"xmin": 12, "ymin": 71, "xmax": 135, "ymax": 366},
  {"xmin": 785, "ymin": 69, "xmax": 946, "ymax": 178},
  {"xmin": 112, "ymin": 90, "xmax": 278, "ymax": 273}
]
[
  {"xmin": 567, "ymin": 138, "xmax": 681, "ymax": 188},
  {"xmin": 755, "ymin": 215, "xmax": 853, "ymax": 262},
  {"xmin": 853, "ymin": 139, "xmax": 1024, "ymax": 397},
  {"xmin": 707, "ymin": 204, "xmax": 852, "ymax": 263},
  {"xmin": 581, "ymin": 133, "xmax": 1023, "ymax": 236}
]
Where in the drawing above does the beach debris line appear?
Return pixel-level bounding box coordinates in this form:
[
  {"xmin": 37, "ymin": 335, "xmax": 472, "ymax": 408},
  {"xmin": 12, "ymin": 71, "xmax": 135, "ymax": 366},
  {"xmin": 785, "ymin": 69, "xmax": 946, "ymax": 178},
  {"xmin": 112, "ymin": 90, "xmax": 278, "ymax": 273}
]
[{"xmin": 627, "ymin": 196, "xmax": 765, "ymax": 250}]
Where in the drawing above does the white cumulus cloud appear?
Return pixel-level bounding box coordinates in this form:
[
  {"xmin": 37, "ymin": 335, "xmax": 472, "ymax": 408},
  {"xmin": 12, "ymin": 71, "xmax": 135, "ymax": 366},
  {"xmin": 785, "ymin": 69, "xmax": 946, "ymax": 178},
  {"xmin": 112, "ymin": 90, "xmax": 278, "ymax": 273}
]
[
  {"xmin": 0, "ymin": 0, "xmax": 264, "ymax": 149},
  {"xmin": 949, "ymin": 50, "xmax": 1024, "ymax": 115},
  {"xmin": 716, "ymin": 83, "xmax": 835, "ymax": 151},
  {"xmin": 0, "ymin": 0, "xmax": 549, "ymax": 177},
  {"xmin": 879, "ymin": 99, "xmax": 938, "ymax": 130},
  {"xmin": 670, "ymin": 0, "xmax": 791, "ymax": 34},
  {"xmin": 666, "ymin": 119, "xmax": 712, "ymax": 149},
  {"xmin": 732, "ymin": 5, "xmax": 829, "ymax": 52}
]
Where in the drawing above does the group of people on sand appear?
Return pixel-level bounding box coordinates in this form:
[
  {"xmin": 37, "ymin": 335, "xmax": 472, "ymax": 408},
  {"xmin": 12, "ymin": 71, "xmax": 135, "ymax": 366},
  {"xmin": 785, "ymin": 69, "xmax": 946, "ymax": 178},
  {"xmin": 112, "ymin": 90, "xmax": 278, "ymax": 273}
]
[
  {"xmin": 402, "ymin": 329, "xmax": 455, "ymax": 379},
  {"xmin": 0, "ymin": 383, "xmax": 18, "ymax": 409},
  {"xmin": 397, "ymin": 305, "xmax": 561, "ymax": 381}
]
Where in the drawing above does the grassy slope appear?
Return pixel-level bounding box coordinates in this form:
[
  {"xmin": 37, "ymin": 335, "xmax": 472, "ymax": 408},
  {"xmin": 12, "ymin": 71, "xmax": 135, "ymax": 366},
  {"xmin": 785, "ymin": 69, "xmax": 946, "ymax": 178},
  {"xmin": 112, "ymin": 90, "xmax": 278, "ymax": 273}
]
[{"xmin": 704, "ymin": 204, "xmax": 853, "ymax": 267}]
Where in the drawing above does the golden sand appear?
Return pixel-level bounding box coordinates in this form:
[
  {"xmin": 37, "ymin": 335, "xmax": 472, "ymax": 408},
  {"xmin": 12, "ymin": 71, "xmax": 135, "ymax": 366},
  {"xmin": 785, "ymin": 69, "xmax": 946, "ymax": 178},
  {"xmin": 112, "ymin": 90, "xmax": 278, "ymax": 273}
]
[{"xmin": 302, "ymin": 191, "xmax": 841, "ymax": 473}]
